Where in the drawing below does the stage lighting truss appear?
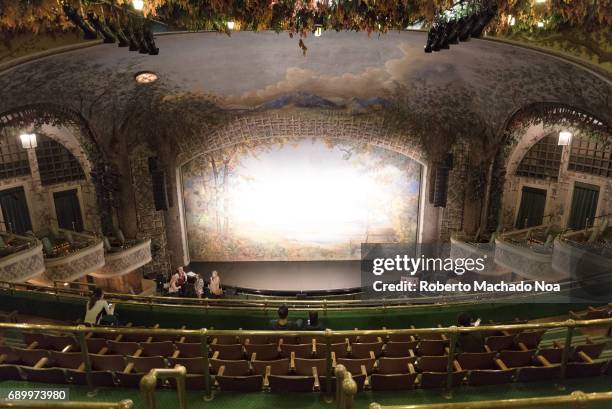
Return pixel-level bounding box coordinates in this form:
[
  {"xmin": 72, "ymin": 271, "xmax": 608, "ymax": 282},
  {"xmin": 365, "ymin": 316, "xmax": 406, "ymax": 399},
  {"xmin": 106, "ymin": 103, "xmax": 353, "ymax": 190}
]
[
  {"xmin": 63, "ymin": 1, "xmax": 159, "ymax": 56},
  {"xmin": 424, "ymin": 0, "xmax": 497, "ymax": 53}
]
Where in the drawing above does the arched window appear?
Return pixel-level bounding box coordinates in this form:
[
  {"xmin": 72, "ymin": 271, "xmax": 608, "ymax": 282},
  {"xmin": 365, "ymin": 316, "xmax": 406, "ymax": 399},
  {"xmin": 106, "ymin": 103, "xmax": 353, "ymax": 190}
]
[
  {"xmin": 0, "ymin": 133, "xmax": 30, "ymax": 180},
  {"xmin": 515, "ymin": 135, "xmax": 563, "ymax": 180},
  {"xmin": 568, "ymin": 134, "xmax": 611, "ymax": 178},
  {"xmin": 35, "ymin": 134, "xmax": 85, "ymax": 186}
]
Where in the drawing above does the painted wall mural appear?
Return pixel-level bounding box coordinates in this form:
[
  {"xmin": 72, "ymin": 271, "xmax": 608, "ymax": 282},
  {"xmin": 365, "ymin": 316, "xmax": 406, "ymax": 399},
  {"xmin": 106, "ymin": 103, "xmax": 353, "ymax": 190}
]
[{"xmin": 182, "ymin": 137, "xmax": 421, "ymax": 261}]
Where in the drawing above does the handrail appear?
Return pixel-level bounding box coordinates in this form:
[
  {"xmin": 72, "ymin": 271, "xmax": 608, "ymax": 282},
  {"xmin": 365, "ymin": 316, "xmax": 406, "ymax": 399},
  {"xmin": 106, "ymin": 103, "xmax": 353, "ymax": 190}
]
[
  {"xmin": 369, "ymin": 390, "xmax": 612, "ymax": 409},
  {"xmin": 1, "ymin": 317, "xmax": 611, "ymax": 402},
  {"xmin": 0, "ymin": 274, "xmax": 596, "ymax": 311},
  {"xmin": 0, "ymin": 400, "xmax": 133, "ymax": 408},
  {"xmin": 140, "ymin": 365, "xmax": 187, "ymax": 409}
]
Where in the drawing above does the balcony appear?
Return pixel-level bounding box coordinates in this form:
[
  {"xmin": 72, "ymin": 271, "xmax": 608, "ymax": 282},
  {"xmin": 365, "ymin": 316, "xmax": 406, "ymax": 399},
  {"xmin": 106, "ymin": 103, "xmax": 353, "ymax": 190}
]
[
  {"xmin": 90, "ymin": 238, "xmax": 152, "ymax": 278},
  {"xmin": 0, "ymin": 232, "xmax": 45, "ymax": 283},
  {"xmin": 40, "ymin": 229, "xmax": 105, "ymax": 282},
  {"xmin": 450, "ymin": 233, "xmax": 510, "ymax": 277},
  {"xmin": 553, "ymin": 220, "xmax": 611, "ymax": 281},
  {"xmin": 494, "ymin": 224, "xmax": 566, "ymax": 282}
]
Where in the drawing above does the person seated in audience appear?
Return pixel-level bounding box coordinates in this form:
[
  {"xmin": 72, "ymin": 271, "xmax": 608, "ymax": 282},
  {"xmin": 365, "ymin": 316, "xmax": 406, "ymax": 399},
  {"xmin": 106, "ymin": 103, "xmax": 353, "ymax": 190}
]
[
  {"xmin": 455, "ymin": 312, "xmax": 484, "ymax": 353},
  {"xmin": 302, "ymin": 311, "xmax": 323, "ymax": 330},
  {"xmin": 209, "ymin": 270, "xmax": 224, "ymax": 298},
  {"xmin": 84, "ymin": 288, "xmax": 116, "ymax": 325},
  {"xmin": 183, "ymin": 273, "xmax": 198, "ymax": 298},
  {"xmin": 270, "ymin": 304, "xmax": 298, "ymax": 330}
]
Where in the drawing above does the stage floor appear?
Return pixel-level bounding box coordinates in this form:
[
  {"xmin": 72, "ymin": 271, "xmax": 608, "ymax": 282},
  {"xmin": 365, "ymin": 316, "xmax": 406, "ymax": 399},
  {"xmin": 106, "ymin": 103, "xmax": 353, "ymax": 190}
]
[{"xmin": 189, "ymin": 261, "xmax": 362, "ymax": 294}]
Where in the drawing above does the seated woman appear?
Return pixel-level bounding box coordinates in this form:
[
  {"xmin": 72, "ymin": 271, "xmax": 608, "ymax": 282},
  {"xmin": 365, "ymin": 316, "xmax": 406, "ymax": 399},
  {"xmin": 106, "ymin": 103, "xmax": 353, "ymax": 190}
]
[
  {"xmin": 209, "ymin": 270, "xmax": 224, "ymax": 298},
  {"xmin": 84, "ymin": 288, "xmax": 116, "ymax": 325}
]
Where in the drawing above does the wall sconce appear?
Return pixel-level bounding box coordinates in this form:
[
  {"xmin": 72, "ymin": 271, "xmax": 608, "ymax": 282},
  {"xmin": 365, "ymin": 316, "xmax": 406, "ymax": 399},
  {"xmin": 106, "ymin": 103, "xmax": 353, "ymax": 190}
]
[
  {"xmin": 19, "ymin": 133, "xmax": 37, "ymax": 149},
  {"xmin": 558, "ymin": 131, "xmax": 572, "ymax": 146}
]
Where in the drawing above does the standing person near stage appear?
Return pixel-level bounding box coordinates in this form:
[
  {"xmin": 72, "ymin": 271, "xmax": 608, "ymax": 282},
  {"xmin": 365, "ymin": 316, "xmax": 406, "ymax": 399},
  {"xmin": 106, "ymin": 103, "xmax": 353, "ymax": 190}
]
[
  {"xmin": 209, "ymin": 270, "xmax": 224, "ymax": 297},
  {"xmin": 183, "ymin": 273, "xmax": 198, "ymax": 298},
  {"xmin": 168, "ymin": 267, "xmax": 187, "ymax": 296},
  {"xmin": 195, "ymin": 273, "xmax": 205, "ymax": 298}
]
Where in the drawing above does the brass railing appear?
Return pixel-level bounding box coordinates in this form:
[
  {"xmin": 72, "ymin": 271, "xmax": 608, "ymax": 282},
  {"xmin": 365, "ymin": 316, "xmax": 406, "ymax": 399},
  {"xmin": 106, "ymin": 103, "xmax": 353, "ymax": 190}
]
[
  {"xmin": 1, "ymin": 317, "xmax": 611, "ymax": 402},
  {"xmin": 369, "ymin": 390, "xmax": 612, "ymax": 409},
  {"xmin": 0, "ymin": 277, "xmax": 594, "ymax": 312},
  {"xmin": 0, "ymin": 399, "xmax": 133, "ymax": 408},
  {"xmin": 140, "ymin": 365, "xmax": 187, "ymax": 409}
]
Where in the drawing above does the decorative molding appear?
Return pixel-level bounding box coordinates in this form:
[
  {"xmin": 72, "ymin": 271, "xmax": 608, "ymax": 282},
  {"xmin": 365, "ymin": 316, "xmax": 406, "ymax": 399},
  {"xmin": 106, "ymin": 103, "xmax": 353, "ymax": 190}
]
[
  {"xmin": 91, "ymin": 239, "xmax": 152, "ymax": 278},
  {"xmin": 43, "ymin": 239, "xmax": 105, "ymax": 282}
]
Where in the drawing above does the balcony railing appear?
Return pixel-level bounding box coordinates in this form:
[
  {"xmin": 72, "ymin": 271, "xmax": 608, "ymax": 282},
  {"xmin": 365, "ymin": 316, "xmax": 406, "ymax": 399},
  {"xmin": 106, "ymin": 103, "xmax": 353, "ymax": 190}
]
[
  {"xmin": 41, "ymin": 230, "xmax": 105, "ymax": 282},
  {"xmin": 0, "ymin": 232, "xmax": 44, "ymax": 283},
  {"xmin": 91, "ymin": 239, "xmax": 152, "ymax": 278}
]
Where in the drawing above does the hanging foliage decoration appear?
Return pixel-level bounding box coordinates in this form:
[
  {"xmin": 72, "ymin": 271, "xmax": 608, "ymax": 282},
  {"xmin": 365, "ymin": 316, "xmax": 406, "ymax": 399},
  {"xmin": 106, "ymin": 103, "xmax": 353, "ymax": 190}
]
[{"xmin": 1, "ymin": 1, "xmax": 609, "ymax": 48}]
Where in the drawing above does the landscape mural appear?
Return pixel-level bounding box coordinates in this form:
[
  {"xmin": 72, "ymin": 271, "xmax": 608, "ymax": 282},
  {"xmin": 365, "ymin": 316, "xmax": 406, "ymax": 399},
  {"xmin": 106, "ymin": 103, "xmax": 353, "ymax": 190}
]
[{"xmin": 182, "ymin": 137, "xmax": 422, "ymax": 261}]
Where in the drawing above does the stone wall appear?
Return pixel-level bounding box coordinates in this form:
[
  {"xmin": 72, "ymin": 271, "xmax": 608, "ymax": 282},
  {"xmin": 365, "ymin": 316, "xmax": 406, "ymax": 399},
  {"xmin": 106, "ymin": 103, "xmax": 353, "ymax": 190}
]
[{"xmin": 128, "ymin": 143, "xmax": 170, "ymax": 276}]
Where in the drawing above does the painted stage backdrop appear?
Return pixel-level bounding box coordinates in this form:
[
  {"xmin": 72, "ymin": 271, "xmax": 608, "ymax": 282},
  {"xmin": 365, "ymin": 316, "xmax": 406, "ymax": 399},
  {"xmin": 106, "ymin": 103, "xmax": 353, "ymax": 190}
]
[{"xmin": 182, "ymin": 137, "xmax": 421, "ymax": 261}]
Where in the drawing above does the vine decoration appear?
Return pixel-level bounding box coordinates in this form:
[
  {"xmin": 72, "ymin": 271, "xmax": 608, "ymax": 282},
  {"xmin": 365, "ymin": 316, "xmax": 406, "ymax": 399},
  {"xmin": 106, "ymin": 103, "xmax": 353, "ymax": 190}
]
[{"xmin": 0, "ymin": 1, "xmax": 608, "ymax": 54}]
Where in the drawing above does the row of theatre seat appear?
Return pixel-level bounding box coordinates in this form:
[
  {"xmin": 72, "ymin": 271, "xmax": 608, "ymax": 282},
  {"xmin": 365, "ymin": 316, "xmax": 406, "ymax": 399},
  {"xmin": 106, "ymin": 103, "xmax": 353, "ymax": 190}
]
[{"xmin": 0, "ymin": 324, "xmax": 611, "ymax": 392}]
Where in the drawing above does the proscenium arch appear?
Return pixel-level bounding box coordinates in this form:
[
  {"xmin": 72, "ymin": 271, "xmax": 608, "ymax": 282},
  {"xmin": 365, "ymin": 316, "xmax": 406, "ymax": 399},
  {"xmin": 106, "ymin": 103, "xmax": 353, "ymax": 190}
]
[
  {"xmin": 174, "ymin": 112, "xmax": 431, "ymax": 265},
  {"xmin": 0, "ymin": 103, "xmax": 114, "ymax": 233}
]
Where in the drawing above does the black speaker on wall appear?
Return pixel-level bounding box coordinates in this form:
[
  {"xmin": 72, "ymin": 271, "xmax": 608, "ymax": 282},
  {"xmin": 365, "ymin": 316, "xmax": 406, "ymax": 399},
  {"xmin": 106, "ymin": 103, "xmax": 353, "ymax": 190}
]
[
  {"xmin": 151, "ymin": 169, "xmax": 169, "ymax": 211},
  {"xmin": 432, "ymin": 154, "xmax": 453, "ymax": 208}
]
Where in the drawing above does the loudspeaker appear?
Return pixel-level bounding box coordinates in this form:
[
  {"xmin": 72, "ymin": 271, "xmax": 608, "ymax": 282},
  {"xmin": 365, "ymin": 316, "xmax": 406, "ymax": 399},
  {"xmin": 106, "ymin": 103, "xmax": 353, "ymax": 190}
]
[
  {"xmin": 433, "ymin": 154, "xmax": 453, "ymax": 208},
  {"xmin": 151, "ymin": 170, "xmax": 169, "ymax": 211},
  {"xmin": 433, "ymin": 166, "xmax": 449, "ymax": 208},
  {"xmin": 148, "ymin": 157, "xmax": 159, "ymax": 173}
]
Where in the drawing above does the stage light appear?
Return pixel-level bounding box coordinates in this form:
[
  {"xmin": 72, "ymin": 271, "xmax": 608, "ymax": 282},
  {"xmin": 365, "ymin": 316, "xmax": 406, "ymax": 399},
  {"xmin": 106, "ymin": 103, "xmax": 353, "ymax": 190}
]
[
  {"xmin": 133, "ymin": 0, "xmax": 144, "ymax": 11},
  {"xmin": 227, "ymin": 21, "xmax": 235, "ymax": 30},
  {"xmin": 19, "ymin": 133, "xmax": 37, "ymax": 149},
  {"xmin": 62, "ymin": 3, "xmax": 98, "ymax": 40},
  {"xmin": 134, "ymin": 71, "xmax": 158, "ymax": 84},
  {"xmin": 87, "ymin": 12, "xmax": 116, "ymax": 44},
  {"xmin": 558, "ymin": 131, "xmax": 572, "ymax": 146},
  {"xmin": 143, "ymin": 24, "xmax": 159, "ymax": 55},
  {"xmin": 314, "ymin": 25, "xmax": 323, "ymax": 37}
]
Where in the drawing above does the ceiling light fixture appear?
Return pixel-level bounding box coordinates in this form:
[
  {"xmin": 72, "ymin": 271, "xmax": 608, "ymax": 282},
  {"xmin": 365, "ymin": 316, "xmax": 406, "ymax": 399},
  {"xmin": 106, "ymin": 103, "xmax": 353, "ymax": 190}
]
[
  {"xmin": 134, "ymin": 71, "xmax": 158, "ymax": 84},
  {"xmin": 558, "ymin": 131, "xmax": 572, "ymax": 146},
  {"xmin": 19, "ymin": 133, "xmax": 37, "ymax": 149}
]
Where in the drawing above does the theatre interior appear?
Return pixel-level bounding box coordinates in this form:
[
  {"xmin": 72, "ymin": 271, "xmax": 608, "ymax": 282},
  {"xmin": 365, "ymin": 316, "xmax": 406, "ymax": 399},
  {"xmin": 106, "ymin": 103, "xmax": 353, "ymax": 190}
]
[{"xmin": 0, "ymin": 1, "xmax": 610, "ymax": 408}]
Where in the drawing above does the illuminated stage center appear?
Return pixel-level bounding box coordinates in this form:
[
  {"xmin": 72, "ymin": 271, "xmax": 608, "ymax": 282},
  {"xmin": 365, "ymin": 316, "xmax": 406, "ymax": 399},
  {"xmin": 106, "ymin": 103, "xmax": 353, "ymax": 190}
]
[{"xmin": 181, "ymin": 137, "xmax": 422, "ymax": 292}]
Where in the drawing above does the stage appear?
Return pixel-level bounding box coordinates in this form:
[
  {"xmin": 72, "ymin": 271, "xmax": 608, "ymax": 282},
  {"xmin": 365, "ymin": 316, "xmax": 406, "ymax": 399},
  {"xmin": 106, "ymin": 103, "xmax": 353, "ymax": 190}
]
[{"xmin": 188, "ymin": 261, "xmax": 363, "ymax": 295}]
